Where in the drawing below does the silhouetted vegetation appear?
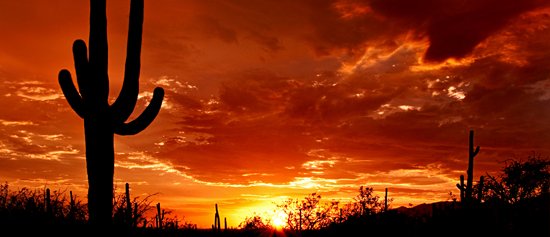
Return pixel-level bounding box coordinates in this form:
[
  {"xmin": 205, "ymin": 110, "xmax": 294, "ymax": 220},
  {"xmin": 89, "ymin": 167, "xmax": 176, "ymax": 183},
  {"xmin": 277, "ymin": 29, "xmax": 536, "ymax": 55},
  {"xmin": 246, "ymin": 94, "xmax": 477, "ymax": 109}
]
[
  {"xmin": 1, "ymin": 153, "xmax": 548, "ymax": 236},
  {"xmin": 0, "ymin": 183, "xmax": 87, "ymax": 225},
  {"xmin": 276, "ymin": 192, "xmax": 339, "ymax": 231},
  {"xmin": 57, "ymin": 0, "xmax": 164, "ymax": 227},
  {"xmin": 456, "ymin": 130, "xmax": 483, "ymax": 205},
  {"xmin": 239, "ymin": 215, "xmax": 272, "ymax": 231},
  {"xmin": 112, "ymin": 183, "xmax": 155, "ymax": 228},
  {"xmin": 482, "ymin": 154, "xmax": 550, "ymax": 204},
  {"xmin": 213, "ymin": 203, "xmax": 221, "ymax": 231}
]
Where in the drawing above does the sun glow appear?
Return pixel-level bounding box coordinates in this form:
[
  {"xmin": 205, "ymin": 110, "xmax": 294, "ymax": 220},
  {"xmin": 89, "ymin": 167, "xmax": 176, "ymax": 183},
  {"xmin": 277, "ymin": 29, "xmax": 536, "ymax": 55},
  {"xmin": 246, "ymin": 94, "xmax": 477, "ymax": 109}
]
[{"xmin": 271, "ymin": 211, "xmax": 286, "ymax": 229}]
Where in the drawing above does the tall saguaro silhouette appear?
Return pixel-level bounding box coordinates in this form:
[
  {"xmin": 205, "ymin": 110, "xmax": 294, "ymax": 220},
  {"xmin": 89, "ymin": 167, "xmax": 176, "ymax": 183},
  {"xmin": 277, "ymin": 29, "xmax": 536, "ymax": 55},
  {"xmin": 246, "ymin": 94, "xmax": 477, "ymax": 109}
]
[{"xmin": 58, "ymin": 0, "xmax": 164, "ymax": 226}]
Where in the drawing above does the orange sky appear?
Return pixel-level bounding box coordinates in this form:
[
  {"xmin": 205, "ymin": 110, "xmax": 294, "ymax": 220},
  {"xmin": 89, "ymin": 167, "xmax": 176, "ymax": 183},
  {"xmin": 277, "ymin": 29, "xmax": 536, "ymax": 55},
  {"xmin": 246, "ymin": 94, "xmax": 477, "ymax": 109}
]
[{"xmin": 0, "ymin": 0, "xmax": 550, "ymax": 228}]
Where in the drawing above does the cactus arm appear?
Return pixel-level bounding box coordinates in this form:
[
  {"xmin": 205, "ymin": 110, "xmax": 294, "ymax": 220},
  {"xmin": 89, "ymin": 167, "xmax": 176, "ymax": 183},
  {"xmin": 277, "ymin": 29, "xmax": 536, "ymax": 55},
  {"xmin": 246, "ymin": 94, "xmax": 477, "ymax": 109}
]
[
  {"xmin": 111, "ymin": 0, "xmax": 144, "ymax": 124},
  {"xmin": 473, "ymin": 146, "xmax": 480, "ymax": 157},
  {"xmin": 114, "ymin": 87, "xmax": 164, "ymax": 135},
  {"xmin": 58, "ymin": 70, "xmax": 86, "ymax": 118},
  {"xmin": 72, "ymin": 40, "xmax": 91, "ymax": 99},
  {"xmin": 89, "ymin": 0, "xmax": 109, "ymax": 102},
  {"xmin": 469, "ymin": 130, "xmax": 480, "ymax": 157}
]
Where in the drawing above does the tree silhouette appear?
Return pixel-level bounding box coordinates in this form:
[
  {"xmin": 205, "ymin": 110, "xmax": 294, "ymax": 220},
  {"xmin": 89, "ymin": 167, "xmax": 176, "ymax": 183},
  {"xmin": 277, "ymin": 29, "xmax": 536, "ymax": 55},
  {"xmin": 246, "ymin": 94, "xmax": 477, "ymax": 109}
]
[
  {"xmin": 483, "ymin": 155, "xmax": 550, "ymax": 204},
  {"xmin": 239, "ymin": 215, "xmax": 272, "ymax": 231},
  {"xmin": 351, "ymin": 186, "xmax": 382, "ymax": 217},
  {"xmin": 277, "ymin": 193, "xmax": 339, "ymax": 231},
  {"xmin": 58, "ymin": 0, "xmax": 164, "ymax": 226}
]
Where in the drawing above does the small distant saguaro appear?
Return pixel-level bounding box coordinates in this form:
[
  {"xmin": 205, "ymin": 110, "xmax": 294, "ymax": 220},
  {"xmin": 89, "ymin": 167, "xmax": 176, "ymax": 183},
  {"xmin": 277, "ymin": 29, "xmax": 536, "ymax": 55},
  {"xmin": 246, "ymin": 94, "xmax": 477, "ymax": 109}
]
[
  {"xmin": 214, "ymin": 203, "xmax": 221, "ymax": 231},
  {"xmin": 57, "ymin": 0, "xmax": 164, "ymax": 226},
  {"xmin": 44, "ymin": 188, "xmax": 51, "ymax": 215},
  {"xmin": 156, "ymin": 203, "xmax": 165, "ymax": 229},
  {"xmin": 125, "ymin": 183, "xmax": 133, "ymax": 225},
  {"xmin": 456, "ymin": 130, "xmax": 481, "ymax": 205}
]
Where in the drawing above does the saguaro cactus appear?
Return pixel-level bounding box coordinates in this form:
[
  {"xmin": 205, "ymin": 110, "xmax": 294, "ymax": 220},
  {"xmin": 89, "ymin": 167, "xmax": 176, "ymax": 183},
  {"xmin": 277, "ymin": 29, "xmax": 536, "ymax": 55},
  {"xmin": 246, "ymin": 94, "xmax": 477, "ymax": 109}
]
[
  {"xmin": 477, "ymin": 175, "xmax": 484, "ymax": 203},
  {"xmin": 465, "ymin": 130, "xmax": 480, "ymax": 202},
  {"xmin": 156, "ymin": 203, "xmax": 165, "ymax": 229},
  {"xmin": 125, "ymin": 183, "xmax": 133, "ymax": 225},
  {"xmin": 68, "ymin": 191, "xmax": 76, "ymax": 220},
  {"xmin": 456, "ymin": 130, "xmax": 481, "ymax": 205},
  {"xmin": 45, "ymin": 188, "xmax": 51, "ymax": 215},
  {"xmin": 58, "ymin": 0, "xmax": 164, "ymax": 226},
  {"xmin": 69, "ymin": 191, "xmax": 75, "ymax": 209},
  {"xmin": 456, "ymin": 174, "xmax": 465, "ymax": 202},
  {"xmin": 214, "ymin": 203, "xmax": 221, "ymax": 231}
]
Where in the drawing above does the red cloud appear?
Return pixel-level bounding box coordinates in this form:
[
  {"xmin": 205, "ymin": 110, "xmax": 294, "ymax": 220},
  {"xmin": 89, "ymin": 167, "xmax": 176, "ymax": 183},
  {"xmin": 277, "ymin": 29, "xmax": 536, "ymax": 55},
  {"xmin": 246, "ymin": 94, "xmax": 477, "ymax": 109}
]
[
  {"xmin": 370, "ymin": 0, "xmax": 548, "ymax": 61},
  {"xmin": 309, "ymin": 0, "xmax": 549, "ymax": 61}
]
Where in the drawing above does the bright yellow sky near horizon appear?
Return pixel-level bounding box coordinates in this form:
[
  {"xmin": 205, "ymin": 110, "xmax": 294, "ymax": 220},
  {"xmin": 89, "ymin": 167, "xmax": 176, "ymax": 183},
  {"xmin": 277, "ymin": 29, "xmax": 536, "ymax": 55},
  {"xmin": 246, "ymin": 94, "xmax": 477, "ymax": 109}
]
[{"xmin": 0, "ymin": 0, "xmax": 549, "ymax": 228}]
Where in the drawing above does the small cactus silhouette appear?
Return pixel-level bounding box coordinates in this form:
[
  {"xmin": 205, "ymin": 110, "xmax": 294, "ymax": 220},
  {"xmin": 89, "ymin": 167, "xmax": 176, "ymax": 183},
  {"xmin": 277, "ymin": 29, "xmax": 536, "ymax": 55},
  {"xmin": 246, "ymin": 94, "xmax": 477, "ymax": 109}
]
[
  {"xmin": 456, "ymin": 174, "xmax": 465, "ymax": 201},
  {"xmin": 477, "ymin": 175, "xmax": 484, "ymax": 203},
  {"xmin": 125, "ymin": 183, "xmax": 133, "ymax": 226},
  {"xmin": 466, "ymin": 130, "xmax": 480, "ymax": 202},
  {"xmin": 44, "ymin": 188, "xmax": 51, "ymax": 215},
  {"xmin": 456, "ymin": 130, "xmax": 481, "ymax": 205},
  {"xmin": 214, "ymin": 203, "xmax": 221, "ymax": 231},
  {"xmin": 58, "ymin": 0, "xmax": 163, "ymax": 226},
  {"xmin": 156, "ymin": 202, "xmax": 165, "ymax": 229},
  {"xmin": 68, "ymin": 191, "xmax": 76, "ymax": 221}
]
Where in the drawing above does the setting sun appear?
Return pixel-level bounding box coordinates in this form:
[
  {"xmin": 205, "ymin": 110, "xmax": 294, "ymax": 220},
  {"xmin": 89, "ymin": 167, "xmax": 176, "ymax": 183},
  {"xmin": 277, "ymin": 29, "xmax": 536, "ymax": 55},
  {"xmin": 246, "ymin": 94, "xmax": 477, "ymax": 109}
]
[{"xmin": 271, "ymin": 211, "xmax": 287, "ymax": 229}]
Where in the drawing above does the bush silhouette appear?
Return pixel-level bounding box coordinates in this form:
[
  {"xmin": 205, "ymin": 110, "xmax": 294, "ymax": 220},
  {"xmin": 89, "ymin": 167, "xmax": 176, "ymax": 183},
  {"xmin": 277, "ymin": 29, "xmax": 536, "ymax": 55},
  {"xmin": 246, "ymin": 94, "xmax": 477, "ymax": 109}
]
[
  {"xmin": 0, "ymin": 183, "xmax": 87, "ymax": 225},
  {"xmin": 483, "ymin": 155, "xmax": 550, "ymax": 204}
]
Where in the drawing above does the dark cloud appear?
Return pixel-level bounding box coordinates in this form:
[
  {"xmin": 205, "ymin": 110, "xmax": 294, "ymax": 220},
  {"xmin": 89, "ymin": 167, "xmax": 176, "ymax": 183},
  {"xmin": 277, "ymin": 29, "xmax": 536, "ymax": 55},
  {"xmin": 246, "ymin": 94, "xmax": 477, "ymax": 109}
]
[
  {"xmin": 306, "ymin": 0, "xmax": 397, "ymax": 57},
  {"xmin": 195, "ymin": 15, "xmax": 239, "ymax": 44},
  {"xmin": 159, "ymin": 8, "xmax": 550, "ymax": 185},
  {"xmin": 284, "ymin": 82, "xmax": 396, "ymax": 122},
  {"xmin": 245, "ymin": 30, "xmax": 283, "ymax": 52},
  {"xmin": 219, "ymin": 70, "xmax": 294, "ymax": 113},
  {"xmin": 307, "ymin": 0, "xmax": 549, "ymax": 61}
]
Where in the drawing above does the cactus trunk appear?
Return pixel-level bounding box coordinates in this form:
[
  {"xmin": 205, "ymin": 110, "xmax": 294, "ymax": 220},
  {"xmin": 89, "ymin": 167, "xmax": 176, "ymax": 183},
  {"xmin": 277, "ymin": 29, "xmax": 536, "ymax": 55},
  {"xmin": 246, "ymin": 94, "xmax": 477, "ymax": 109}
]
[
  {"xmin": 85, "ymin": 123, "xmax": 114, "ymax": 226},
  {"xmin": 45, "ymin": 188, "xmax": 51, "ymax": 215},
  {"xmin": 125, "ymin": 183, "xmax": 132, "ymax": 226},
  {"xmin": 457, "ymin": 130, "xmax": 480, "ymax": 205},
  {"xmin": 214, "ymin": 204, "xmax": 221, "ymax": 231},
  {"xmin": 478, "ymin": 176, "xmax": 484, "ymax": 203},
  {"xmin": 69, "ymin": 191, "xmax": 76, "ymax": 220},
  {"xmin": 458, "ymin": 174, "xmax": 465, "ymax": 202},
  {"xmin": 156, "ymin": 203, "xmax": 164, "ymax": 229},
  {"xmin": 465, "ymin": 130, "xmax": 479, "ymax": 202}
]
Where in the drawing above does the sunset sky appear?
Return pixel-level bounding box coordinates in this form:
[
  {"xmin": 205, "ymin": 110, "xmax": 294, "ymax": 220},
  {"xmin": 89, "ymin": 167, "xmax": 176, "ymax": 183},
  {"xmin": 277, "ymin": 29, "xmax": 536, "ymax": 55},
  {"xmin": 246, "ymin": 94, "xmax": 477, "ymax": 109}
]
[{"xmin": 0, "ymin": 0, "xmax": 549, "ymax": 228}]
